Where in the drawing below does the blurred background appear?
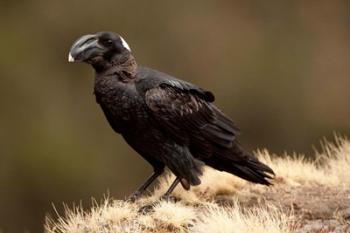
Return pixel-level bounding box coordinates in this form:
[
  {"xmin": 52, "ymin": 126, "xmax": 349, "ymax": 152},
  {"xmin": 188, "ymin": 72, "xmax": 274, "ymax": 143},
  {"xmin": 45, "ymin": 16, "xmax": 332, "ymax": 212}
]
[{"xmin": 0, "ymin": 0, "xmax": 349, "ymax": 232}]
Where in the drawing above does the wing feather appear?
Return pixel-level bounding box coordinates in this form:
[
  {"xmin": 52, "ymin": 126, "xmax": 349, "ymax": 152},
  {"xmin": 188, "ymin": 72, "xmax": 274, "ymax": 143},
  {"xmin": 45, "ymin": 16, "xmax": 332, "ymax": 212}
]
[{"xmin": 145, "ymin": 81, "xmax": 239, "ymax": 157}]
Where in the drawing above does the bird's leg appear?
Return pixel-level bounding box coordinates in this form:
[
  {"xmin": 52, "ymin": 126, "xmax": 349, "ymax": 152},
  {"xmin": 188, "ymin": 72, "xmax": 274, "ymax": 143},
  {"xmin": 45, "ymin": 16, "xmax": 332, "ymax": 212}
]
[
  {"xmin": 127, "ymin": 170, "xmax": 163, "ymax": 202},
  {"xmin": 138, "ymin": 177, "xmax": 181, "ymax": 214},
  {"xmin": 160, "ymin": 177, "xmax": 180, "ymax": 201}
]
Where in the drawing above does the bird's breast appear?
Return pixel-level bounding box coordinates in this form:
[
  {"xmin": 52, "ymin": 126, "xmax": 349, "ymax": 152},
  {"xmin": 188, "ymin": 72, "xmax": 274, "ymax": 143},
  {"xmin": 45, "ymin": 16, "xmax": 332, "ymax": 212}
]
[{"xmin": 94, "ymin": 76, "xmax": 150, "ymax": 130}]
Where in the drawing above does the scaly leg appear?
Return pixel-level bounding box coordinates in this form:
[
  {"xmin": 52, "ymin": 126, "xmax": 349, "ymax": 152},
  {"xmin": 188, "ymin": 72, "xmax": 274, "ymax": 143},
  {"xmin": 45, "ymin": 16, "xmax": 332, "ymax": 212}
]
[
  {"xmin": 127, "ymin": 170, "xmax": 163, "ymax": 202},
  {"xmin": 138, "ymin": 176, "xmax": 181, "ymax": 213},
  {"xmin": 160, "ymin": 177, "xmax": 180, "ymax": 201}
]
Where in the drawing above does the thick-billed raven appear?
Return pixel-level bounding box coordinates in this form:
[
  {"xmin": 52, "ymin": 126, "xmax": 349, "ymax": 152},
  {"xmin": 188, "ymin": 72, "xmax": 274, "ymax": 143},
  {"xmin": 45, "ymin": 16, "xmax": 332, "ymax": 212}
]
[{"xmin": 68, "ymin": 32, "xmax": 274, "ymax": 201}]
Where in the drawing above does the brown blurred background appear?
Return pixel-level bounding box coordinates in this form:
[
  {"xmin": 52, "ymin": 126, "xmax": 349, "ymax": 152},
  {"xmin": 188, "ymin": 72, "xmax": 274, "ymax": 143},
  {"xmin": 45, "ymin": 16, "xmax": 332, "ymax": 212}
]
[{"xmin": 0, "ymin": 0, "xmax": 349, "ymax": 232}]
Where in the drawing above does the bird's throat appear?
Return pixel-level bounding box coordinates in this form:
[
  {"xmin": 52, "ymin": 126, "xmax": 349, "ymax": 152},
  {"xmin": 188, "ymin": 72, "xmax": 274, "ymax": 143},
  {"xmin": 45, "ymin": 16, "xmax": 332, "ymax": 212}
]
[{"xmin": 94, "ymin": 54, "xmax": 138, "ymax": 80}]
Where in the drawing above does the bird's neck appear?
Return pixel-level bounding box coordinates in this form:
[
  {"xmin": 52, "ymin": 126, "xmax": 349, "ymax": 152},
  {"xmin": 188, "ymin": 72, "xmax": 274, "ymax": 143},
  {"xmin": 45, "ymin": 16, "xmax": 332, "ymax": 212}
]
[{"xmin": 93, "ymin": 53, "xmax": 138, "ymax": 81}]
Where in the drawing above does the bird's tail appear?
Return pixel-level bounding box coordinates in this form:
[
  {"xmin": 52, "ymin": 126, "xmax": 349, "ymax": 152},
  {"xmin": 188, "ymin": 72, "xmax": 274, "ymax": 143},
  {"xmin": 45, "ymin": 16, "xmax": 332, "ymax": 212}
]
[{"xmin": 206, "ymin": 143, "xmax": 275, "ymax": 185}]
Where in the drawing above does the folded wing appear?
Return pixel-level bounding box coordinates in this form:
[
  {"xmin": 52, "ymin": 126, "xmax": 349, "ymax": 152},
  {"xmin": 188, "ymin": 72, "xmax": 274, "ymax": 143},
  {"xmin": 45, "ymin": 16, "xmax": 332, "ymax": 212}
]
[{"xmin": 144, "ymin": 80, "xmax": 240, "ymax": 158}]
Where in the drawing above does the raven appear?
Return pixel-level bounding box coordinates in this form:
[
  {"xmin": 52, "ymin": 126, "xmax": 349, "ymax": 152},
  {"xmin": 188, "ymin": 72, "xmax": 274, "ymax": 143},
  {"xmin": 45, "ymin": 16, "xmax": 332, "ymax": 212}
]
[{"xmin": 68, "ymin": 32, "xmax": 274, "ymax": 201}]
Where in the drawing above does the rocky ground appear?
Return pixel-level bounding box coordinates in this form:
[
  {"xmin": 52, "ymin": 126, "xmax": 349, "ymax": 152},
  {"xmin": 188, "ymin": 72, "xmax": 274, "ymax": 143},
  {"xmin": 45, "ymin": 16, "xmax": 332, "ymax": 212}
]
[{"xmin": 216, "ymin": 181, "xmax": 350, "ymax": 233}]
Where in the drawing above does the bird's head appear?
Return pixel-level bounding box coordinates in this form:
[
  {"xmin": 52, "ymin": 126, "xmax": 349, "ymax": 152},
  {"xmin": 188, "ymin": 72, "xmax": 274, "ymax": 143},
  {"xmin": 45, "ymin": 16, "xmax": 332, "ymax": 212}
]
[{"xmin": 68, "ymin": 31, "xmax": 132, "ymax": 71}]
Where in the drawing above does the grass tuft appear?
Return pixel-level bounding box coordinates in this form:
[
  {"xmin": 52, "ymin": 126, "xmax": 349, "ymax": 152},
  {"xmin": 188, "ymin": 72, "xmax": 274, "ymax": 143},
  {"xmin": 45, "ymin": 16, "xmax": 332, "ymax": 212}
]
[{"xmin": 45, "ymin": 135, "xmax": 350, "ymax": 233}]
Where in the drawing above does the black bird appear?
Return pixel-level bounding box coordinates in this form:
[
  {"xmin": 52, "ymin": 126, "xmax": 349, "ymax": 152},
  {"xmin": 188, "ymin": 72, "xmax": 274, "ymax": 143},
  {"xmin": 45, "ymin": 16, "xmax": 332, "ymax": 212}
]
[{"xmin": 68, "ymin": 32, "xmax": 275, "ymax": 201}]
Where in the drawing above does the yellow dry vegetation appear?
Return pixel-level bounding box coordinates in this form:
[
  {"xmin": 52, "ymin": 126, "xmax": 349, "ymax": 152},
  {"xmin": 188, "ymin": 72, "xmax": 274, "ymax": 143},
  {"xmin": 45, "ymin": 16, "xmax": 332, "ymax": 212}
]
[{"xmin": 45, "ymin": 136, "xmax": 350, "ymax": 233}]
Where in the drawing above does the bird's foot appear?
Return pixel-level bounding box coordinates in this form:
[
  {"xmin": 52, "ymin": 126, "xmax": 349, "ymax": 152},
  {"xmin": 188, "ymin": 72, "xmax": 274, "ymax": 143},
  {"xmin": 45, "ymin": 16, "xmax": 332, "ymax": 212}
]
[
  {"xmin": 138, "ymin": 195, "xmax": 176, "ymax": 214},
  {"xmin": 159, "ymin": 194, "xmax": 176, "ymax": 202},
  {"xmin": 138, "ymin": 202, "xmax": 157, "ymax": 214},
  {"xmin": 126, "ymin": 191, "xmax": 141, "ymax": 203}
]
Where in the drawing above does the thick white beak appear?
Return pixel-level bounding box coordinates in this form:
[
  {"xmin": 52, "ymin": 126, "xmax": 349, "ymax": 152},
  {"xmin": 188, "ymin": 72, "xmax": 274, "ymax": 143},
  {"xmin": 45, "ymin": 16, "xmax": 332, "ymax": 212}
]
[{"xmin": 68, "ymin": 53, "xmax": 75, "ymax": 62}]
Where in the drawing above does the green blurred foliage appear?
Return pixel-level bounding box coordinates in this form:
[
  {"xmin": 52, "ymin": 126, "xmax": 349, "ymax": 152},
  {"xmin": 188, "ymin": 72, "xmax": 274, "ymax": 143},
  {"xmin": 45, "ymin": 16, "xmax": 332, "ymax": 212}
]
[{"xmin": 0, "ymin": 0, "xmax": 349, "ymax": 232}]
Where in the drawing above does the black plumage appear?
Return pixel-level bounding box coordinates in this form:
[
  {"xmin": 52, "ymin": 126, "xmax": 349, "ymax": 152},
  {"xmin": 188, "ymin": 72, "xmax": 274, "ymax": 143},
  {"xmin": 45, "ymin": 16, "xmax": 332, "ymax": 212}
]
[{"xmin": 68, "ymin": 31, "xmax": 275, "ymax": 200}]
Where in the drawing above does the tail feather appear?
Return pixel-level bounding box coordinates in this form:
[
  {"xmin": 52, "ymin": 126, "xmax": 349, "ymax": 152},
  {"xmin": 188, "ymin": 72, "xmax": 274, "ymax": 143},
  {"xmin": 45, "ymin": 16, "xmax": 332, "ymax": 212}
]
[
  {"xmin": 205, "ymin": 143, "xmax": 275, "ymax": 185},
  {"xmin": 231, "ymin": 161, "xmax": 274, "ymax": 185}
]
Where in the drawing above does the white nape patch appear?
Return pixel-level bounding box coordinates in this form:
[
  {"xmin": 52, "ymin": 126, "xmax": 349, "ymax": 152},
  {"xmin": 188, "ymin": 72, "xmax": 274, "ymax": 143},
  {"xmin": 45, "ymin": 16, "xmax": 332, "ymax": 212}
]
[
  {"xmin": 68, "ymin": 53, "xmax": 75, "ymax": 62},
  {"xmin": 120, "ymin": 36, "xmax": 131, "ymax": 51}
]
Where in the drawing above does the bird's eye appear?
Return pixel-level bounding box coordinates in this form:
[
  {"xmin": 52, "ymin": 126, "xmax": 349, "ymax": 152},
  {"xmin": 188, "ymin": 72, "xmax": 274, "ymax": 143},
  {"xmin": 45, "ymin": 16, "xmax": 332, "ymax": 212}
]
[{"xmin": 100, "ymin": 38, "xmax": 113, "ymax": 47}]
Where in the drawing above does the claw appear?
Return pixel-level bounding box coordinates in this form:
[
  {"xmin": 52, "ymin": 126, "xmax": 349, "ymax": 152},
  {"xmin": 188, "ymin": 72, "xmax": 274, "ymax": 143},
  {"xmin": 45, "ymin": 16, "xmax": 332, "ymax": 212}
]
[
  {"xmin": 160, "ymin": 194, "xmax": 176, "ymax": 202},
  {"xmin": 126, "ymin": 191, "xmax": 141, "ymax": 203},
  {"xmin": 137, "ymin": 195, "xmax": 176, "ymax": 214},
  {"xmin": 138, "ymin": 202, "xmax": 157, "ymax": 214}
]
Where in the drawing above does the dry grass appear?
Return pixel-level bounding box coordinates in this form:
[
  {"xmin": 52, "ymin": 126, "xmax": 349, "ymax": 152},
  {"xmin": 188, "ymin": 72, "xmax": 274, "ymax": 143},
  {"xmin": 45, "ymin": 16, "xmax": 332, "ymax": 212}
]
[
  {"xmin": 45, "ymin": 135, "xmax": 350, "ymax": 233},
  {"xmin": 258, "ymin": 136, "xmax": 350, "ymax": 188}
]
